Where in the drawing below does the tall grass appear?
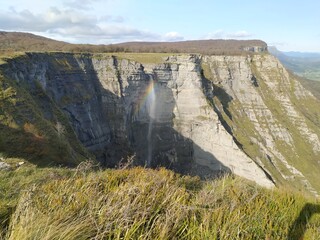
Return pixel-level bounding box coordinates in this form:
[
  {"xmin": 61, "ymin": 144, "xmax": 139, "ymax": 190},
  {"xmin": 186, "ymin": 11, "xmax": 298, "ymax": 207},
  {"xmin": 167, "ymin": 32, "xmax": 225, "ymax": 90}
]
[
  {"xmin": 0, "ymin": 160, "xmax": 74, "ymax": 239},
  {"xmin": 1, "ymin": 165, "xmax": 319, "ymax": 239}
]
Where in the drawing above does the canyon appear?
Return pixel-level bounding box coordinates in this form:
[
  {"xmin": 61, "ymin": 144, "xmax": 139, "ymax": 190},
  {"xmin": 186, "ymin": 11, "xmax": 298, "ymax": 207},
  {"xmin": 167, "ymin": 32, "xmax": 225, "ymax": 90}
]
[{"xmin": 1, "ymin": 51, "xmax": 320, "ymax": 195}]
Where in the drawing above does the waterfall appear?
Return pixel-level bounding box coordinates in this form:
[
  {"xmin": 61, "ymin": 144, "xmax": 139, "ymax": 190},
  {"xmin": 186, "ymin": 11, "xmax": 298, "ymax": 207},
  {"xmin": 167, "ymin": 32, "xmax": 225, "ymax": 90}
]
[{"xmin": 147, "ymin": 76, "xmax": 156, "ymax": 166}]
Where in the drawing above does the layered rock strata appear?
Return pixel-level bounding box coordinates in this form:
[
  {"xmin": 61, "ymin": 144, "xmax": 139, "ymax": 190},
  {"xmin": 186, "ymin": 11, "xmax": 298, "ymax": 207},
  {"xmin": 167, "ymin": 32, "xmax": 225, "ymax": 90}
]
[{"xmin": 3, "ymin": 52, "xmax": 320, "ymax": 194}]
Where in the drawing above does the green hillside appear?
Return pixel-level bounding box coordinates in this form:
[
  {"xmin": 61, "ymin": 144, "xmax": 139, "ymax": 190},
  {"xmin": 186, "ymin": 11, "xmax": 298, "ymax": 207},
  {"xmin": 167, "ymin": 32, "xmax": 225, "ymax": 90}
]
[
  {"xmin": 0, "ymin": 161, "xmax": 319, "ymax": 239},
  {"xmin": 268, "ymin": 46, "xmax": 320, "ymax": 81}
]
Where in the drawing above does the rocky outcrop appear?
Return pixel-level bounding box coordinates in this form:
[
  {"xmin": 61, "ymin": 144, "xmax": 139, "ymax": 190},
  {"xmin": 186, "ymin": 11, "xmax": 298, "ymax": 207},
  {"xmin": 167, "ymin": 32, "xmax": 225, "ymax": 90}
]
[
  {"xmin": 243, "ymin": 46, "xmax": 268, "ymax": 53},
  {"xmin": 0, "ymin": 161, "xmax": 11, "ymax": 171},
  {"xmin": 202, "ymin": 54, "xmax": 320, "ymax": 196},
  {"xmin": 3, "ymin": 52, "xmax": 320, "ymax": 194},
  {"xmin": 157, "ymin": 55, "xmax": 273, "ymax": 187}
]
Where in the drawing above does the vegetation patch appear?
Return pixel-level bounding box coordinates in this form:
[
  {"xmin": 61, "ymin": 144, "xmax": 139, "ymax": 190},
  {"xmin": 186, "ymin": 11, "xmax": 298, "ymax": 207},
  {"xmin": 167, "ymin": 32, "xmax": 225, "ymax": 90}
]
[
  {"xmin": 100, "ymin": 53, "xmax": 172, "ymax": 64},
  {"xmin": 0, "ymin": 165, "xmax": 319, "ymax": 239}
]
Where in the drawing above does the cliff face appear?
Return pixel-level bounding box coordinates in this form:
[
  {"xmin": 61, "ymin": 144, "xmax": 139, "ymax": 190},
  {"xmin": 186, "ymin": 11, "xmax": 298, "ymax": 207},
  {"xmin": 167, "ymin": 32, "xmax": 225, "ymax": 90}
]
[
  {"xmin": 202, "ymin": 55, "xmax": 320, "ymax": 196},
  {"xmin": 2, "ymin": 52, "xmax": 320, "ymax": 194}
]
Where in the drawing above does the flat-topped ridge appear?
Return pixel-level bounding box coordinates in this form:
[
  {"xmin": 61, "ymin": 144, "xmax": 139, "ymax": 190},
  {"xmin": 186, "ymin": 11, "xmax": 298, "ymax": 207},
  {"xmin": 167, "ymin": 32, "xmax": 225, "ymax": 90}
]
[{"xmin": 0, "ymin": 31, "xmax": 267, "ymax": 55}]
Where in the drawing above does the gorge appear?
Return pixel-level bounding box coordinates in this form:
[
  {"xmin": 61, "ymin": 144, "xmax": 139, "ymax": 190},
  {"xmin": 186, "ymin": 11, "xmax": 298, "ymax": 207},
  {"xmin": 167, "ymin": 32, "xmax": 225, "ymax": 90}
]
[{"xmin": 1, "ymin": 49, "xmax": 320, "ymax": 196}]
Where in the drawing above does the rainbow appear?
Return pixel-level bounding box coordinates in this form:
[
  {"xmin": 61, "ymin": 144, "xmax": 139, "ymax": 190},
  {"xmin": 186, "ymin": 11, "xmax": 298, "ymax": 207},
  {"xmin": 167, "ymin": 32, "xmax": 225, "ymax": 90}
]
[{"xmin": 134, "ymin": 80, "xmax": 155, "ymax": 115}]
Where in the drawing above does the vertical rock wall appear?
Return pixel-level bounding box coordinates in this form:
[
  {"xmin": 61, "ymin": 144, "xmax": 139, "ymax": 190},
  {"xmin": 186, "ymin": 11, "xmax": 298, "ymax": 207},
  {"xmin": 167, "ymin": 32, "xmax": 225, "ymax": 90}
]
[
  {"xmin": 202, "ymin": 55, "xmax": 320, "ymax": 196},
  {"xmin": 9, "ymin": 52, "xmax": 318, "ymax": 189}
]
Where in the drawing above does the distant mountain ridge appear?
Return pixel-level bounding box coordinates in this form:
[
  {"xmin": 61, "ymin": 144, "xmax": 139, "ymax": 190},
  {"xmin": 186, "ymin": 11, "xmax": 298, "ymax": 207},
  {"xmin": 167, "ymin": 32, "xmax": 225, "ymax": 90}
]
[
  {"xmin": 283, "ymin": 51, "xmax": 320, "ymax": 58},
  {"xmin": 0, "ymin": 31, "xmax": 69, "ymax": 51},
  {"xmin": 268, "ymin": 46, "xmax": 320, "ymax": 81},
  {"xmin": 110, "ymin": 39, "xmax": 267, "ymax": 54},
  {"xmin": 0, "ymin": 31, "xmax": 267, "ymax": 55}
]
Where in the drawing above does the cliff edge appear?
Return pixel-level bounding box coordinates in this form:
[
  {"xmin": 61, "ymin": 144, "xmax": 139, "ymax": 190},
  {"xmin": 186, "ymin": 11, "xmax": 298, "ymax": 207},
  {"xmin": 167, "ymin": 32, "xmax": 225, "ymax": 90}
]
[{"xmin": 1, "ymin": 51, "xmax": 320, "ymax": 195}]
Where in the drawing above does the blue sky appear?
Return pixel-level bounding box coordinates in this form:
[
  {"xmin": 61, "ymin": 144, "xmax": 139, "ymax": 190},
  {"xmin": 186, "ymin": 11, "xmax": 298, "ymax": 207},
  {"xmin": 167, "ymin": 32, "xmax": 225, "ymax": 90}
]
[{"xmin": 0, "ymin": 0, "xmax": 319, "ymax": 52}]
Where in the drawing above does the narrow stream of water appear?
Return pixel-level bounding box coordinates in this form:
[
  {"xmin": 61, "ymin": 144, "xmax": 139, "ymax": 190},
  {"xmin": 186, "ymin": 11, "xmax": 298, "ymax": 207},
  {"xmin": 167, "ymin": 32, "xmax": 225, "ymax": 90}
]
[{"xmin": 147, "ymin": 76, "xmax": 156, "ymax": 167}]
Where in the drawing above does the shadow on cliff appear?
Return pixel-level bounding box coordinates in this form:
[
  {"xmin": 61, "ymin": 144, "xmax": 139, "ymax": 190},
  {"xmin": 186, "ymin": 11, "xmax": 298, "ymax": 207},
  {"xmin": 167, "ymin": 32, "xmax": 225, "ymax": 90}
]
[
  {"xmin": 0, "ymin": 53, "xmax": 231, "ymax": 179},
  {"xmin": 0, "ymin": 123, "xmax": 55, "ymax": 166},
  {"xmin": 0, "ymin": 121, "xmax": 81, "ymax": 167},
  {"xmin": 57, "ymin": 54, "xmax": 231, "ymax": 178},
  {"xmin": 287, "ymin": 203, "xmax": 320, "ymax": 240},
  {"xmin": 200, "ymin": 71, "xmax": 234, "ymax": 134}
]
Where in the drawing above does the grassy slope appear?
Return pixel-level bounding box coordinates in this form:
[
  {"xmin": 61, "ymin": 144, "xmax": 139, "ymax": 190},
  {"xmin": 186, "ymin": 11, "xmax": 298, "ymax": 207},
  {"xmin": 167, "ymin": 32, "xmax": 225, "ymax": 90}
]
[
  {"xmin": 297, "ymin": 76, "xmax": 320, "ymax": 100},
  {"xmin": 0, "ymin": 159, "xmax": 75, "ymax": 237},
  {"xmin": 98, "ymin": 52, "xmax": 172, "ymax": 64},
  {"xmin": 0, "ymin": 162, "xmax": 319, "ymax": 239}
]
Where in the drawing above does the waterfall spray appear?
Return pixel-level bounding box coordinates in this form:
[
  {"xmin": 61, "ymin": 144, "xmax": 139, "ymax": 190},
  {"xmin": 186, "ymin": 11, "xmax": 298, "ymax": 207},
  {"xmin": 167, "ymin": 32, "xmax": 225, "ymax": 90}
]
[{"xmin": 147, "ymin": 76, "xmax": 156, "ymax": 166}]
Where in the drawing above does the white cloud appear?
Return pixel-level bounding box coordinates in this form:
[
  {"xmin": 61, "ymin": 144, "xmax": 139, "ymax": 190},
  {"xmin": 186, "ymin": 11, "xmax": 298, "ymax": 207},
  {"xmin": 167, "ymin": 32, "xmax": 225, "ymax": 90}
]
[
  {"xmin": 163, "ymin": 32, "xmax": 184, "ymax": 41},
  {"xmin": 227, "ymin": 30, "xmax": 252, "ymax": 38},
  {"xmin": 99, "ymin": 15, "xmax": 124, "ymax": 23},
  {"xmin": 0, "ymin": 7, "xmax": 97, "ymax": 32},
  {"xmin": 205, "ymin": 30, "xmax": 224, "ymax": 39},
  {"xmin": 205, "ymin": 30, "xmax": 252, "ymax": 39},
  {"xmin": 0, "ymin": 5, "xmax": 254, "ymax": 45},
  {"xmin": 268, "ymin": 41, "xmax": 288, "ymax": 47},
  {"xmin": 63, "ymin": 0, "xmax": 102, "ymax": 10},
  {"xmin": 0, "ymin": 6, "xmax": 160, "ymax": 44}
]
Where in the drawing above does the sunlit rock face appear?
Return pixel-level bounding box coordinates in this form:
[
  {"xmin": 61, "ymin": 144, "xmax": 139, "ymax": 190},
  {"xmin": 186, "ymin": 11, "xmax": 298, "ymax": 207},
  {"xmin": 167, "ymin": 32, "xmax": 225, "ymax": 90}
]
[
  {"xmin": 202, "ymin": 55, "xmax": 320, "ymax": 196},
  {"xmin": 5, "ymin": 51, "xmax": 320, "ymax": 194}
]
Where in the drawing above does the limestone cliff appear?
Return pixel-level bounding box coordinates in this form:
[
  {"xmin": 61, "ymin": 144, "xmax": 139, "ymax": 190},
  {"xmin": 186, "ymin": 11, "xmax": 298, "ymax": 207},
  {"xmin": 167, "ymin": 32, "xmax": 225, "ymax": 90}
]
[
  {"xmin": 202, "ymin": 54, "xmax": 320, "ymax": 196},
  {"xmin": 1, "ymin": 52, "xmax": 320, "ymax": 194}
]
